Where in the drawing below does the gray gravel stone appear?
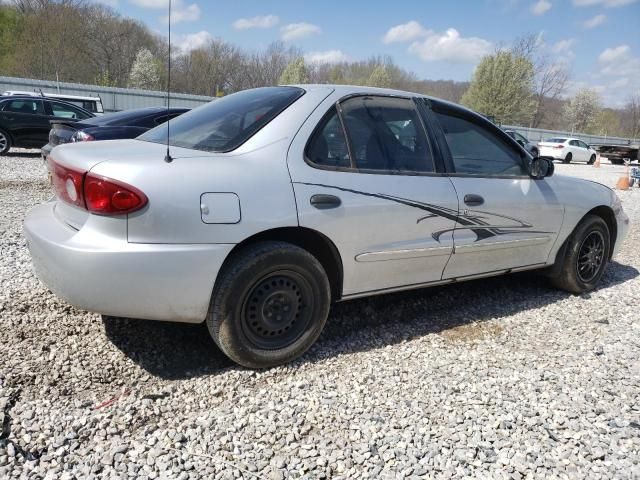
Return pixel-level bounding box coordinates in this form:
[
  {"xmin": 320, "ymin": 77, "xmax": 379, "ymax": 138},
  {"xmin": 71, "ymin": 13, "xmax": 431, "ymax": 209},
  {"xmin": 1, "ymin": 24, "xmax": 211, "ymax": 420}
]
[{"xmin": 0, "ymin": 153, "xmax": 639, "ymax": 479}]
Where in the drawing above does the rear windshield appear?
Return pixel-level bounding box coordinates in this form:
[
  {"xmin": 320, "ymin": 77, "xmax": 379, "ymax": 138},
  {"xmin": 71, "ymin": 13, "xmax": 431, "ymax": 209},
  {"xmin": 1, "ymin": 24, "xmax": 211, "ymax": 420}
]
[
  {"xmin": 140, "ymin": 86, "xmax": 305, "ymax": 153},
  {"xmin": 546, "ymin": 137, "xmax": 566, "ymax": 143}
]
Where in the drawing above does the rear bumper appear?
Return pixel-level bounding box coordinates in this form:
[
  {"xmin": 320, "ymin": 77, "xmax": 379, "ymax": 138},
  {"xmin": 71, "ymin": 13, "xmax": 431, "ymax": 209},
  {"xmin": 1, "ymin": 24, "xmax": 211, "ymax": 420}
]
[
  {"xmin": 23, "ymin": 202, "xmax": 234, "ymax": 323},
  {"xmin": 41, "ymin": 144, "xmax": 52, "ymax": 162},
  {"xmin": 538, "ymin": 148, "xmax": 564, "ymax": 160}
]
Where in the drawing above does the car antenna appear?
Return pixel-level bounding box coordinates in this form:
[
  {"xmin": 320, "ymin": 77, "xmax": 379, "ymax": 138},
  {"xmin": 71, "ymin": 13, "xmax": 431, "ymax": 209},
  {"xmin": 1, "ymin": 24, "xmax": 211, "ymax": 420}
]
[{"xmin": 164, "ymin": 0, "xmax": 173, "ymax": 163}]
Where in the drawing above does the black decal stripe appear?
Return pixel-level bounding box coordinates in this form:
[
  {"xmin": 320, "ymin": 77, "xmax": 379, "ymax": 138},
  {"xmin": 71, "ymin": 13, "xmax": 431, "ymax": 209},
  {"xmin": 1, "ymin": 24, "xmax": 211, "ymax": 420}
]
[{"xmin": 295, "ymin": 182, "xmax": 548, "ymax": 243}]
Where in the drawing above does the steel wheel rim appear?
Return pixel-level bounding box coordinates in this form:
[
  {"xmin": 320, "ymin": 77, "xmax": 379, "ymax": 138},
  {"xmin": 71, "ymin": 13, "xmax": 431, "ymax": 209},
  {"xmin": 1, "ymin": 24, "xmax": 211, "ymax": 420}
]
[
  {"xmin": 577, "ymin": 230, "xmax": 605, "ymax": 283},
  {"xmin": 241, "ymin": 270, "xmax": 314, "ymax": 350},
  {"xmin": 0, "ymin": 132, "xmax": 7, "ymax": 151}
]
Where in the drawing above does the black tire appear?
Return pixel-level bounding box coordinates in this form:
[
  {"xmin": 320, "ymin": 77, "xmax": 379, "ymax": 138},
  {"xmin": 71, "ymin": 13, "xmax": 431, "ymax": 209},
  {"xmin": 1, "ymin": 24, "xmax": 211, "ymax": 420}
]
[
  {"xmin": 207, "ymin": 241, "xmax": 331, "ymax": 368},
  {"xmin": 563, "ymin": 152, "xmax": 572, "ymax": 163},
  {"xmin": 588, "ymin": 154, "xmax": 596, "ymax": 165},
  {"xmin": 0, "ymin": 129, "xmax": 11, "ymax": 155},
  {"xmin": 549, "ymin": 214, "xmax": 610, "ymax": 294}
]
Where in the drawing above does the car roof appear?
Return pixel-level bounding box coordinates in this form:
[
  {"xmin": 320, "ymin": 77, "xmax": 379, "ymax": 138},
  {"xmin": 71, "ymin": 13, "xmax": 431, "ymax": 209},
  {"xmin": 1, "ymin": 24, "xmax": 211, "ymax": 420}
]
[
  {"xmin": 0, "ymin": 95, "xmax": 94, "ymax": 114},
  {"xmin": 2, "ymin": 91, "xmax": 100, "ymax": 101},
  {"xmin": 292, "ymin": 83, "xmax": 480, "ymax": 118}
]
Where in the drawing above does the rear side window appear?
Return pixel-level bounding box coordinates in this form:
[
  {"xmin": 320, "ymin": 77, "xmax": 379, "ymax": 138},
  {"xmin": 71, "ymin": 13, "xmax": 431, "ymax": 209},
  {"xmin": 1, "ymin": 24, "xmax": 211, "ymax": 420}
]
[
  {"xmin": 140, "ymin": 87, "xmax": 304, "ymax": 153},
  {"xmin": 2, "ymin": 99, "xmax": 44, "ymax": 115},
  {"xmin": 340, "ymin": 96, "xmax": 434, "ymax": 173},
  {"xmin": 306, "ymin": 107, "xmax": 351, "ymax": 168},
  {"xmin": 50, "ymin": 101, "xmax": 92, "ymax": 120},
  {"xmin": 434, "ymin": 110, "xmax": 526, "ymax": 176}
]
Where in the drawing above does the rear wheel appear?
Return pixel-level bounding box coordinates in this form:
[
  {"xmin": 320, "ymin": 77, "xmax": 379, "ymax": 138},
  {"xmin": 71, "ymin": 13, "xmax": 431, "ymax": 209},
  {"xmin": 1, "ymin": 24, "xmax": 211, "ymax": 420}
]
[
  {"xmin": 549, "ymin": 214, "xmax": 610, "ymax": 294},
  {"xmin": 0, "ymin": 129, "xmax": 11, "ymax": 155},
  {"xmin": 588, "ymin": 154, "xmax": 596, "ymax": 165},
  {"xmin": 563, "ymin": 152, "xmax": 572, "ymax": 163},
  {"xmin": 207, "ymin": 241, "xmax": 331, "ymax": 368}
]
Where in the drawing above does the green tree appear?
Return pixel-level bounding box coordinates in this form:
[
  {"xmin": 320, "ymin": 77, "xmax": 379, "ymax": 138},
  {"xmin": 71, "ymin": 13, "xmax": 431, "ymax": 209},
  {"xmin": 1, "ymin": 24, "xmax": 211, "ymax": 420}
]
[
  {"xmin": 564, "ymin": 88, "xmax": 601, "ymax": 133},
  {"xmin": 128, "ymin": 48, "xmax": 161, "ymax": 90},
  {"xmin": 366, "ymin": 65, "xmax": 392, "ymax": 88},
  {"xmin": 461, "ymin": 50, "xmax": 535, "ymax": 125},
  {"xmin": 279, "ymin": 57, "xmax": 309, "ymax": 84},
  {"xmin": 0, "ymin": 5, "xmax": 21, "ymax": 72}
]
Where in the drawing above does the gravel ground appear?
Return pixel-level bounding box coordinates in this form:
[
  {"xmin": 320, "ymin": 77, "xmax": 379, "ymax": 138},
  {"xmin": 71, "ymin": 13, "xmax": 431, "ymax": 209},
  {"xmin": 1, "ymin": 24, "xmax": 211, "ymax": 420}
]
[{"xmin": 1, "ymin": 151, "xmax": 639, "ymax": 479}]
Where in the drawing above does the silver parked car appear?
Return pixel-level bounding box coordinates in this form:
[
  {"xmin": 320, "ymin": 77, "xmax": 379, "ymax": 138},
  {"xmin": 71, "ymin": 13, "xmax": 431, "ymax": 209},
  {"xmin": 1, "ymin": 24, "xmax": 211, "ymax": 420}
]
[{"xmin": 24, "ymin": 85, "xmax": 630, "ymax": 368}]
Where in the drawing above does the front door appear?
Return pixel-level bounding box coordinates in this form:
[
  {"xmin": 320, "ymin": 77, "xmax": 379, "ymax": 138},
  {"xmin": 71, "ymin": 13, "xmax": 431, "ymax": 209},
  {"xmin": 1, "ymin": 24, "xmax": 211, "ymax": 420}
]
[
  {"xmin": 427, "ymin": 103, "xmax": 565, "ymax": 279},
  {"xmin": 288, "ymin": 94, "xmax": 459, "ymax": 297}
]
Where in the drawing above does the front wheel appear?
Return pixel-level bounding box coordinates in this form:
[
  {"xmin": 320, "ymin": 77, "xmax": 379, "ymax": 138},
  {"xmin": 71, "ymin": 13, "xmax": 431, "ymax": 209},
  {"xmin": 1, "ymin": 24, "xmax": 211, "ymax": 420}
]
[
  {"xmin": 588, "ymin": 154, "xmax": 596, "ymax": 165},
  {"xmin": 0, "ymin": 129, "xmax": 11, "ymax": 155},
  {"xmin": 549, "ymin": 214, "xmax": 610, "ymax": 294},
  {"xmin": 563, "ymin": 152, "xmax": 572, "ymax": 163},
  {"xmin": 207, "ymin": 241, "xmax": 331, "ymax": 368}
]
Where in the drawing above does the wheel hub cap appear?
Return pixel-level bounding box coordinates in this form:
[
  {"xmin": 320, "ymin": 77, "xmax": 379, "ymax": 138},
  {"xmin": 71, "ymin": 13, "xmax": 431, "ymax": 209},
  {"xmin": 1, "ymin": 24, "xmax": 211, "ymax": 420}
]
[
  {"xmin": 577, "ymin": 231, "xmax": 605, "ymax": 283},
  {"xmin": 242, "ymin": 272, "xmax": 312, "ymax": 350}
]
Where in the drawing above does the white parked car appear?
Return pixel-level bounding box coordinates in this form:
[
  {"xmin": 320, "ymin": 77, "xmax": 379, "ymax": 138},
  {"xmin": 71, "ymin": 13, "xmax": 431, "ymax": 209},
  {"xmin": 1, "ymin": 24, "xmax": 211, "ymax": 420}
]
[
  {"xmin": 24, "ymin": 86, "xmax": 629, "ymax": 368},
  {"xmin": 538, "ymin": 137, "xmax": 597, "ymax": 164}
]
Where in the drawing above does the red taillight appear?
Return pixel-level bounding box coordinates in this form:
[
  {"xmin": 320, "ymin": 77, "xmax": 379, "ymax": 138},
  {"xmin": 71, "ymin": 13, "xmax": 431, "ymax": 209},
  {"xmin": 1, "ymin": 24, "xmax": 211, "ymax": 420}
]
[
  {"xmin": 72, "ymin": 131, "xmax": 95, "ymax": 142},
  {"xmin": 554, "ymin": 144, "xmax": 565, "ymax": 149},
  {"xmin": 49, "ymin": 157, "xmax": 85, "ymax": 208},
  {"xmin": 84, "ymin": 173, "xmax": 147, "ymax": 215},
  {"xmin": 48, "ymin": 156, "xmax": 147, "ymax": 215}
]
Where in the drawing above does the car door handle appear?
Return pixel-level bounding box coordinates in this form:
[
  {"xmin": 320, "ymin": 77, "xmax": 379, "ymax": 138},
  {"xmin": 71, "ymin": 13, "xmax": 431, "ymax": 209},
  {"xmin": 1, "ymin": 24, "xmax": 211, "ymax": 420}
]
[
  {"xmin": 463, "ymin": 194, "xmax": 484, "ymax": 206},
  {"xmin": 310, "ymin": 194, "xmax": 341, "ymax": 210}
]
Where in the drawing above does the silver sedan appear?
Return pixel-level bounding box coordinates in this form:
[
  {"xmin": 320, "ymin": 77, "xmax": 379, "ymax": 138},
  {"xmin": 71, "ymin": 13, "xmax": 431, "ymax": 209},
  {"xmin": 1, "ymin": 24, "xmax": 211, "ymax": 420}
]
[{"xmin": 24, "ymin": 85, "xmax": 630, "ymax": 368}]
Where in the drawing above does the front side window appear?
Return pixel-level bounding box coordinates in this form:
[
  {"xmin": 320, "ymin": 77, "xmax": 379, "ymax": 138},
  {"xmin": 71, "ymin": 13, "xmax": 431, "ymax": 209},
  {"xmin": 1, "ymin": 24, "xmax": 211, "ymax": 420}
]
[
  {"xmin": 140, "ymin": 86, "xmax": 304, "ymax": 153},
  {"xmin": 2, "ymin": 99, "xmax": 44, "ymax": 115},
  {"xmin": 50, "ymin": 101, "xmax": 91, "ymax": 120},
  {"xmin": 339, "ymin": 96, "xmax": 434, "ymax": 173},
  {"xmin": 434, "ymin": 110, "xmax": 526, "ymax": 176}
]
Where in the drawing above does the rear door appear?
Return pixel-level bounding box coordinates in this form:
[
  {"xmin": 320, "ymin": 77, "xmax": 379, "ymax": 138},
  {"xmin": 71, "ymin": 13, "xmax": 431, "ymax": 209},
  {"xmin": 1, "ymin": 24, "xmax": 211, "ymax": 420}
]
[
  {"xmin": 424, "ymin": 100, "xmax": 564, "ymax": 280},
  {"xmin": 0, "ymin": 98, "xmax": 49, "ymax": 146},
  {"xmin": 288, "ymin": 94, "xmax": 459, "ymax": 297}
]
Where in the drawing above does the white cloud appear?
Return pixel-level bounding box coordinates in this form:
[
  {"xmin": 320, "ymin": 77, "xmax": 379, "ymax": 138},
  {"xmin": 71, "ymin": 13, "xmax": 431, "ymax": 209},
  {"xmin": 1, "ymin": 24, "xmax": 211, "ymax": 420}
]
[
  {"xmin": 573, "ymin": 0, "xmax": 636, "ymax": 7},
  {"xmin": 130, "ymin": 0, "xmax": 169, "ymax": 7},
  {"xmin": 383, "ymin": 21, "xmax": 429, "ymax": 44},
  {"xmin": 163, "ymin": 3, "xmax": 199, "ymax": 23},
  {"xmin": 280, "ymin": 23, "xmax": 321, "ymax": 41},
  {"xmin": 583, "ymin": 14, "xmax": 607, "ymax": 28},
  {"xmin": 304, "ymin": 50, "xmax": 350, "ymax": 64},
  {"xmin": 552, "ymin": 38, "xmax": 576, "ymax": 53},
  {"xmin": 598, "ymin": 44, "xmax": 631, "ymax": 63},
  {"xmin": 95, "ymin": 0, "xmax": 119, "ymax": 6},
  {"xmin": 174, "ymin": 31, "xmax": 212, "ymax": 52},
  {"xmin": 610, "ymin": 77, "xmax": 629, "ymax": 88},
  {"xmin": 530, "ymin": 0, "xmax": 552, "ymax": 15},
  {"xmin": 233, "ymin": 15, "xmax": 279, "ymax": 30},
  {"xmin": 130, "ymin": 0, "xmax": 200, "ymax": 23},
  {"xmin": 408, "ymin": 28, "xmax": 492, "ymax": 63}
]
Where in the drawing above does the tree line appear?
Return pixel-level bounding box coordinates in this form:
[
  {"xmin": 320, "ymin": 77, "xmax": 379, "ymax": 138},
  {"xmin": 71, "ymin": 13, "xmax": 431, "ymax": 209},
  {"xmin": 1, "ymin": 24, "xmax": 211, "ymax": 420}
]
[{"xmin": 0, "ymin": 0, "xmax": 638, "ymax": 137}]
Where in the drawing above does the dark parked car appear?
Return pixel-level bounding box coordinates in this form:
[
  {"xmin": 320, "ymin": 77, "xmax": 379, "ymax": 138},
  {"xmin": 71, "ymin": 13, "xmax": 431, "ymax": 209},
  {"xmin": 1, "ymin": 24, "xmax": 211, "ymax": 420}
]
[
  {"xmin": 41, "ymin": 106, "xmax": 190, "ymax": 160},
  {"xmin": 505, "ymin": 130, "xmax": 539, "ymax": 157},
  {"xmin": 0, "ymin": 95, "xmax": 94, "ymax": 154}
]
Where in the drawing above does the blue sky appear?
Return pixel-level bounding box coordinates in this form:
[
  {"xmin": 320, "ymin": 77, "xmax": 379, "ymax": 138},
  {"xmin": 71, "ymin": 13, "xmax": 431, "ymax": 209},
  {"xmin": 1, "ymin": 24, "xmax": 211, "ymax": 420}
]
[{"xmin": 98, "ymin": 0, "xmax": 639, "ymax": 107}]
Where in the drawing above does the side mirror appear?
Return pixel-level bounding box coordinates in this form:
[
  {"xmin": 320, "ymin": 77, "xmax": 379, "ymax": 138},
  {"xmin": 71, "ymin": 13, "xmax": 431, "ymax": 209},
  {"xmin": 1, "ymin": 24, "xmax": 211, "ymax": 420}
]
[
  {"xmin": 517, "ymin": 139, "xmax": 525, "ymax": 147},
  {"xmin": 530, "ymin": 157, "xmax": 554, "ymax": 179}
]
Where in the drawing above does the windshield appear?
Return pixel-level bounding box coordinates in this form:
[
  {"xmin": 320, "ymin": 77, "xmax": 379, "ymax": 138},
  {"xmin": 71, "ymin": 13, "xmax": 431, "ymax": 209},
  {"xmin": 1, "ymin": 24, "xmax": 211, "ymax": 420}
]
[
  {"xmin": 140, "ymin": 86, "xmax": 305, "ymax": 153},
  {"xmin": 546, "ymin": 137, "xmax": 567, "ymax": 143}
]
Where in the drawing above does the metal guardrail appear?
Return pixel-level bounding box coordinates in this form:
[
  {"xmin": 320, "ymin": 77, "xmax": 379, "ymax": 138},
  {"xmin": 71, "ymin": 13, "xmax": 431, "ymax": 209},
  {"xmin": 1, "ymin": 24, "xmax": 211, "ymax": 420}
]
[
  {"xmin": 503, "ymin": 124, "xmax": 639, "ymax": 147},
  {"xmin": 0, "ymin": 76, "xmax": 213, "ymax": 112}
]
